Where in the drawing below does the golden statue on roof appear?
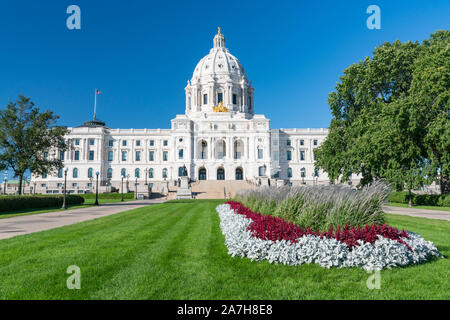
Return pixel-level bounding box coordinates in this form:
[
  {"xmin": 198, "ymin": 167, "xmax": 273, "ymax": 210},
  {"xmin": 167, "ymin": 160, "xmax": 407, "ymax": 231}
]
[{"xmin": 213, "ymin": 101, "xmax": 228, "ymax": 112}]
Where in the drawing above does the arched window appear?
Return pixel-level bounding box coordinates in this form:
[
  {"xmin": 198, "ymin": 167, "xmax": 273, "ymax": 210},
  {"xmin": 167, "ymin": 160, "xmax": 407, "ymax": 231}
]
[
  {"xmin": 73, "ymin": 168, "xmax": 78, "ymax": 178},
  {"xmin": 149, "ymin": 168, "xmax": 154, "ymax": 179},
  {"xmin": 178, "ymin": 167, "xmax": 184, "ymax": 177},
  {"xmin": 258, "ymin": 166, "xmax": 265, "ymax": 177},
  {"xmin": 88, "ymin": 168, "xmax": 93, "ymax": 178},
  {"xmin": 217, "ymin": 167, "xmax": 225, "ymax": 180},
  {"xmin": 235, "ymin": 167, "xmax": 243, "ymax": 180},
  {"xmin": 135, "ymin": 168, "xmax": 140, "ymax": 178},
  {"xmin": 58, "ymin": 168, "xmax": 63, "ymax": 178},
  {"xmin": 107, "ymin": 168, "xmax": 113, "ymax": 179},
  {"xmin": 121, "ymin": 168, "xmax": 126, "ymax": 178},
  {"xmin": 162, "ymin": 168, "xmax": 168, "ymax": 179},
  {"xmin": 301, "ymin": 167, "xmax": 306, "ymax": 178},
  {"xmin": 178, "ymin": 149, "xmax": 184, "ymax": 159},
  {"xmin": 199, "ymin": 168, "xmax": 207, "ymax": 180}
]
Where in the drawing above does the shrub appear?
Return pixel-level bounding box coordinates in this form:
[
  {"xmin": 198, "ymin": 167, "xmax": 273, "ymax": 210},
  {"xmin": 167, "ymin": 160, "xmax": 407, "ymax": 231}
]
[
  {"xmin": 80, "ymin": 192, "xmax": 134, "ymax": 200},
  {"xmin": 235, "ymin": 181, "xmax": 389, "ymax": 231},
  {"xmin": 389, "ymin": 191, "xmax": 450, "ymax": 207},
  {"xmin": 0, "ymin": 195, "xmax": 85, "ymax": 213},
  {"xmin": 389, "ymin": 191, "xmax": 409, "ymax": 204}
]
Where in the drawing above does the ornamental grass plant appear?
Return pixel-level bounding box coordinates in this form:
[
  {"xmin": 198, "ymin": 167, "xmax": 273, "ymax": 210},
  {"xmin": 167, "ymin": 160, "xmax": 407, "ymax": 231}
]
[{"xmin": 234, "ymin": 181, "xmax": 390, "ymax": 231}]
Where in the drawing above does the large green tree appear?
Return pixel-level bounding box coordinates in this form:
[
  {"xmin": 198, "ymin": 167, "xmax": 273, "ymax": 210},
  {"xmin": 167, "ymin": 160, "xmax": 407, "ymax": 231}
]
[
  {"xmin": 0, "ymin": 95, "xmax": 68, "ymax": 195},
  {"xmin": 315, "ymin": 30, "xmax": 449, "ymax": 195}
]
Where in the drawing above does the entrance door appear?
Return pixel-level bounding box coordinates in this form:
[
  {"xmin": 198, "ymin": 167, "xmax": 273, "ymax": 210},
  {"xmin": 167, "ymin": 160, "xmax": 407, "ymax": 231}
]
[
  {"xmin": 199, "ymin": 168, "xmax": 207, "ymax": 180},
  {"xmin": 217, "ymin": 168, "xmax": 225, "ymax": 180},
  {"xmin": 235, "ymin": 168, "xmax": 243, "ymax": 180}
]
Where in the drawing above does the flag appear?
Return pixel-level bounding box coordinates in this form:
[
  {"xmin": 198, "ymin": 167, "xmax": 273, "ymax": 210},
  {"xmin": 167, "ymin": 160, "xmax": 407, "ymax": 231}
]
[{"xmin": 96, "ymin": 90, "xmax": 101, "ymax": 95}]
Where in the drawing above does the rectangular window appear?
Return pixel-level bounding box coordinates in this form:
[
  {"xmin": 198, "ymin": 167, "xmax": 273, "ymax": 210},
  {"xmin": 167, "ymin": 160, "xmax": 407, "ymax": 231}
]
[
  {"xmin": 89, "ymin": 151, "xmax": 94, "ymax": 161},
  {"xmin": 108, "ymin": 151, "xmax": 113, "ymax": 161},
  {"xmin": 300, "ymin": 151, "xmax": 305, "ymax": 161},
  {"xmin": 287, "ymin": 150, "xmax": 292, "ymax": 161},
  {"xmin": 74, "ymin": 151, "xmax": 80, "ymax": 160},
  {"xmin": 122, "ymin": 140, "xmax": 127, "ymax": 147},
  {"xmin": 232, "ymin": 94, "xmax": 237, "ymax": 105},
  {"xmin": 163, "ymin": 151, "xmax": 168, "ymax": 161},
  {"xmin": 108, "ymin": 140, "xmax": 114, "ymax": 147},
  {"xmin": 57, "ymin": 183, "xmax": 62, "ymax": 188},
  {"xmin": 314, "ymin": 151, "xmax": 317, "ymax": 161},
  {"xmin": 288, "ymin": 168, "xmax": 292, "ymax": 178},
  {"xmin": 258, "ymin": 148, "xmax": 263, "ymax": 159},
  {"xmin": 313, "ymin": 139, "xmax": 318, "ymax": 146},
  {"xmin": 44, "ymin": 152, "xmax": 48, "ymax": 160},
  {"xmin": 136, "ymin": 140, "xmax": 141, "ymax": 146},
  {"xmin": 178, "ymin": 149, "xmax": 183, "ymax": 159},
  {"xmin": 300, "ymin": 140, "xmax": 304, "ymax": 146},
  {"xmin": 149, "ymin": 140, "xmax": 154, "ymax": 146},
  {"xmin": 74, "ymin": 139, "xmax": 80, "ymax": 146},
  {"xmin": 203, "ymin": 94, "xmax": 208, "ymax": 105},
  {"xmin": 273, "ymin": 151, "xmax": 278, "ymax": 161},
  {"xmin": 163, "ymin": 140, "xmax": 168, "ymax": 146},
  {"xmin": 217, "ymin": 92, "xmax": 223, "ymax": 103},
  {"xmin": 287, "ymin": 140, "xmax": 291, "ymax": 146},
  {"xmin": 59, "ymin": 151, "xmax": 64, "ymax": 160},
  {"xmin": 149, "ymin": 151, "xmax": 154, "ymax": 161},
  {"xmin": 122, "ymin": 151, "xmax": 127, "ymax": 161},
  {"xmin": 72, "ymin": 183, "xmax": 78, "ymax": 187},
  {"xmin": 136, "ymin": 151, "xmax": 141, "ymax": 161},
  {"xmin": 89, "ymin": 139, "xmax": 95, "ymax": 146}
]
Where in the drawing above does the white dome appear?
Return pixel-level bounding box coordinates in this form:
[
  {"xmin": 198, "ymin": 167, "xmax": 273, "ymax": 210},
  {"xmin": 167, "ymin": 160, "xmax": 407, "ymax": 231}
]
[{"xmin": 191, "ymin": 30, "xmax": 247, "ymax": 84}]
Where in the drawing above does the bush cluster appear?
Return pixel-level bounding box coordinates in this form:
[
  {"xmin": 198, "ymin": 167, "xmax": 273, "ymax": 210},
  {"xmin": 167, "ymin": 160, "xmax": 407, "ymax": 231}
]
[
  {"xmin": 234, "ymin": 181, "xmax": 390, "ymax": 231},
  {"xmin": 389, "ymin": 191, "xmax": 450, "ymax": 207},
  {"xmin": 80, "ymin": 192, "xmax": 134, "ymax": 200},
  {"xmin": 0, "ymin": 195, "xmax": 85, "ymax": 212}
]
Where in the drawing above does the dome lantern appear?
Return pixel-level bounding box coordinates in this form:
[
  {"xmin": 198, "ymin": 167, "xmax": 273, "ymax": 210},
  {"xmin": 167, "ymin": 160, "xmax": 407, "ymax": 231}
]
[{"xmin": 213, "ymin": 27, "xmax": 225, "ymax": 48}]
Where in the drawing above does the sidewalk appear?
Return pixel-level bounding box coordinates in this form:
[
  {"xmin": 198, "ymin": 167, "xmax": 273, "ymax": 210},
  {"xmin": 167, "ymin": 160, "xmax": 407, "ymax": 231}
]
[
  {"xmin": 0, "ymin": 199, "xmax": 166, "ymax": 240},
  {"xmin": 383, "ymin": 205, "xmax": 450, "ymax": 221}
]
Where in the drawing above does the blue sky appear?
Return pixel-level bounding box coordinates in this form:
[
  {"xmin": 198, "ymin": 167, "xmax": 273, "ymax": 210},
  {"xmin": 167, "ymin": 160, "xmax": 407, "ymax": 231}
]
[{"xmin": 0, "ymin": 0, "xmax": 449, "ymax": 133}]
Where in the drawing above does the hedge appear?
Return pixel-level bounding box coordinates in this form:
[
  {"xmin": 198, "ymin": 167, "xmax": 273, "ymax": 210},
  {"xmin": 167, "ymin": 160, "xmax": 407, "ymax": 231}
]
[
  {"xmin": 0, "ymin": 195, "xmax": 85, "ymax": 213},
  {"xmin": 80, "ymin": 192, "xmax": 135, "ymax": 200},
  {"xmin": 389, "ymin": 191, "xmax": 450, "ymax": 207}
]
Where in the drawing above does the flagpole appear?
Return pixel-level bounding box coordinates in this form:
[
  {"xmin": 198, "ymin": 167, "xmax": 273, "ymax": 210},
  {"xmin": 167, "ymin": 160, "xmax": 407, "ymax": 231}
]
[{"xmin": 93, "ymin": 88, "xmax": 97, "ymax": 120}]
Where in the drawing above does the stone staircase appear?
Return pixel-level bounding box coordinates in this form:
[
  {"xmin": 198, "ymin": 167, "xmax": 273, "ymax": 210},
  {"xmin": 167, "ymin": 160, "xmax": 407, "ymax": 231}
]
[{"xmin": 190, "ymin": 180, "xmax": 256, "ymax": 199}]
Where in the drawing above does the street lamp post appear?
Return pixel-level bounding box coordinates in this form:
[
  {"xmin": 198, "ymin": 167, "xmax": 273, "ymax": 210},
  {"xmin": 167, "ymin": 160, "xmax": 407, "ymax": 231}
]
[
  {"xmin": 61, "ymin": 168, "xmax": 68, "ymax": 209},
  {"xmin": 121, "ymin": 175, "xmax": 124, "ymax": 202},
  {"xmin": 94, "ymin": 171, "xmax": 99, "ymax": 206}
]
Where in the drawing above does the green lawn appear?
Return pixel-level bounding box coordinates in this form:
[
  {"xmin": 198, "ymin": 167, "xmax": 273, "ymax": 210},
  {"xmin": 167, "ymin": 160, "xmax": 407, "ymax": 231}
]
[
  {"xmin": 0, "ymin": 198, "xmax": 134, "ymax": 219},
  {"xmin": 388, "ymin": 202, "xmax": 450, "ymax": 212},
  {"xmin": 0, "ymin": 199, "xmax": 448, "ymax": 299}
]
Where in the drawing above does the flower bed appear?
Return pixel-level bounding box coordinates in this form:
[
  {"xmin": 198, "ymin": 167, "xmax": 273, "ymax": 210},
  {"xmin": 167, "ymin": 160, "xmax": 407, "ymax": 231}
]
[{"xmin": 217, "ymin": 202, "xmax": 442, "ymax": 270}]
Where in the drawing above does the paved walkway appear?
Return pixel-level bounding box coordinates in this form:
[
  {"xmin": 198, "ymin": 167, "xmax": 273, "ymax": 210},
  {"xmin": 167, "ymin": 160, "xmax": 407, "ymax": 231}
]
[
  {"xmin": 383, "ymin": 205, "xmax": 450, "ymax": 221},
  {"xmin": 0, "ymin": 199, "xmax": 166, "ymax": 240}
]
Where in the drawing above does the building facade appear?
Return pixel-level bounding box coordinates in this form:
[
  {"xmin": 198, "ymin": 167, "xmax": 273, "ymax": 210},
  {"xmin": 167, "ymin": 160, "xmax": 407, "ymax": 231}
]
[{"xmin": 32, "ymin": 29, "xmax": 355, "ymax": 194}]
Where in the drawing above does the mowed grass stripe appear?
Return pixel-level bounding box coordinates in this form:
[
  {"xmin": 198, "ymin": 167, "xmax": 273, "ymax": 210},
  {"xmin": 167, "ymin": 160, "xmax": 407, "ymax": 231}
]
[
  {"xmin": 92, "ymin": 201, "xmax": 204, "ymax": 299},
  {"xmin": 0, "ymin": 200, "xmax": 448, "ymax": 299},
  {"xmin": 0, "ymin": 203, "xmax": 188, "ymax": 299}
]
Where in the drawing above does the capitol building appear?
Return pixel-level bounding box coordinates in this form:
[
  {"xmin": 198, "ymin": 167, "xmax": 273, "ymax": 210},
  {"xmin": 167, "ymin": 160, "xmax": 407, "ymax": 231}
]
[{"xmin": 32, "ymin": 29, "xmax": 354, "ymax": 196}]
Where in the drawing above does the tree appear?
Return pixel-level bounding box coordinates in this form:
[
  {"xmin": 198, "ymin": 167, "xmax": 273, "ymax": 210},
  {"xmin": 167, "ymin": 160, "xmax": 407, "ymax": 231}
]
[
  {"xmin": 409, "ymin": 31, "xmax": 450, "ymax": 194},
  {"xmin": 315, "ymin": 31, "xmax": 449, "ymax": 195},
  {"xmin": 0, "ymin": 95, "xmax": 68, "ymax": 195}
]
